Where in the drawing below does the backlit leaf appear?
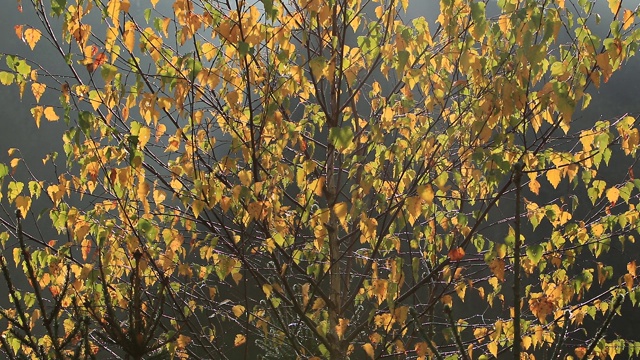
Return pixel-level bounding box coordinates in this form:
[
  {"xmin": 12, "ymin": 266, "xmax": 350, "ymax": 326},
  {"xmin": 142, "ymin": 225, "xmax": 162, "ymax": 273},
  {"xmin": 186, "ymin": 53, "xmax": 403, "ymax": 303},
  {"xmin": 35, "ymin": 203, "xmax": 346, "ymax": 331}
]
[
  {"xmin": 23, "ymin": 28, "xmax": 41, "ymax": 50},
  {"xmin": 30, "ymin": 106, "xmax": 43, "ymax": 127},
  {"xmin": 546, "ymin": 168, "xmax": 562, "ymax": 189},
  {"xmin": 606, "ymin": 187, "xmax": 619, "ymax": 204},
  {"xmin": 232, "ymin": 305, "xmax": 245, "ymax": 317},
  {"xmin": 44, "ymin": 107, "xmax": 59, "ymax": 121},
  {"xmin": 526, "ymin": 244, "xmax": 544, "ymax": 265},
  {"xmin": 234, "ymin": 334, "xmax": 246, "ymax": 347},
  {"xmin": 448, "ymin": 247, "xmax": 465, "ymax": 261},
  {"xmin": 362, "ymin": 343, "xmax": 374, "ymax": 359}
]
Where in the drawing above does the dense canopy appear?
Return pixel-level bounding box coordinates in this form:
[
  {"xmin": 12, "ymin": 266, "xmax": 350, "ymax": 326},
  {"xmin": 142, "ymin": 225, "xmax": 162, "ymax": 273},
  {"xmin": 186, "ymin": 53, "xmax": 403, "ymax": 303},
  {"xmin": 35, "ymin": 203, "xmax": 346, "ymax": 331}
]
[{"xmin": 1, "ymin": 0, "xmax": 640, "ymax": 359}]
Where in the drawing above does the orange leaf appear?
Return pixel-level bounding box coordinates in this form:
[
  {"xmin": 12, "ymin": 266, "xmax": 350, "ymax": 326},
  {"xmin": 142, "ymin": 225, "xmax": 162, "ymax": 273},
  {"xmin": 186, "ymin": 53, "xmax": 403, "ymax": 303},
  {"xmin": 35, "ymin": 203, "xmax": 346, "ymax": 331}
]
[
  {"xmin": 448, "ymin": 247, "xmax": 465, "ymax": 261},
  {"xmin": 234, "ymin": 334, "xmax": 246, "ymax": 347},
  {"xmin": 177, "ymin": 335, "xmax": 191, "ymax": 348},
  {"xmin": 81, "ymin": 238, "xmax": 91, "ymax": 260},
  {"xmin": 575, "ymin": 346, "xmax": 587, "ymax": 359},
  {"xmin": 628, "ymin": 260, "xmax": 636, "ymax": 277},
  {"xmin": 14, "ymin": 25, "xmax": 23, "ymax": 40},
  {"xmin": 335, "ymin": 318, "xmax": 349, "ymax": 340},
  {"xmin": 15, "ymin": 195, "xmax": 31, "ymax": 215},
  {"xmin": 488, "ymin": 258, "xmax": 505, "ymax": 281}
]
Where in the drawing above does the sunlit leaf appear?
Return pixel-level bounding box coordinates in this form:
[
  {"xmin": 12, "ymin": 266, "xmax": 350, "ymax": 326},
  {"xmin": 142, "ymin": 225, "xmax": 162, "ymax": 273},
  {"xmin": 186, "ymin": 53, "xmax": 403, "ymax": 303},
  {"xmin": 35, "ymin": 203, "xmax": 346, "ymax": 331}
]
[{"xmin": 23, "ymin": 28, "xmax": 41, "ymax": 50}]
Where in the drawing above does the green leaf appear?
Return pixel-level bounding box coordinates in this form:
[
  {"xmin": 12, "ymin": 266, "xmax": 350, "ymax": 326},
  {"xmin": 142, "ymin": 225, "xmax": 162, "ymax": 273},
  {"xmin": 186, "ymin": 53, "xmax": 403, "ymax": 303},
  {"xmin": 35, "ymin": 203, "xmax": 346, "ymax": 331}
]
[
  {"xmin": 0, "ymin": 163, "xmax": 8, "ymax": 179},
  {"xmin": 619, "ymin": 182, "xmax": 634, "ymax": 203},
  {"xmin": 51, "ymin": 0, "xmax": 66, "ymax": 16},
  {"xmin": 79, "ymin": 111, "xmax": 93, "ymax": 134},
  {"xmin": 396, "ymin": 50, "xmax": 409, "ymax": 75},
  {"xmin": 28, "ymin": 181, "xmax": 41, "ymax": 198},
  {"xmin": 137, "ymin": 218, "xmax": 159, "ymax": 241},
  {"xmin": 238, "ymin": 41, "xmax": 251, "ymax": 56},
  {"xmin": 7, "ymin": 181, "xmax": 23, "ymax": 202},
  {"xmin": 261, "ymin": 0, "xmax": 277, "ymax": 20},
  {"xmin": 329, "ymin": 126, "xmax": 354, "ymax": 153},
  {"xmin": 101, "ymin": 64, "xmax": 118, "ymax": 83},
  {"xmin": 526, "ymin": 244, "xmax": 544, "ymax": 265},
  {"xmin": 0, "ymin": 72, "xmax": 14, "ymax": 85}
]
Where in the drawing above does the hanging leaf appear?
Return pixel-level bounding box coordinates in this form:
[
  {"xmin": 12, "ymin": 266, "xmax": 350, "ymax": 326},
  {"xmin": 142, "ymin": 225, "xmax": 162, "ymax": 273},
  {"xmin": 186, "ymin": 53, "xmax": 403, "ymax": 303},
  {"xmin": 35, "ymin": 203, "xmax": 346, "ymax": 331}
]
[
  {"xmin": 23, "ymin": 28, "xmax": 41, "ymax": 50},
  {"xmin": 526, "ymin": 244, "xmax": 544, "ymax": 265}
]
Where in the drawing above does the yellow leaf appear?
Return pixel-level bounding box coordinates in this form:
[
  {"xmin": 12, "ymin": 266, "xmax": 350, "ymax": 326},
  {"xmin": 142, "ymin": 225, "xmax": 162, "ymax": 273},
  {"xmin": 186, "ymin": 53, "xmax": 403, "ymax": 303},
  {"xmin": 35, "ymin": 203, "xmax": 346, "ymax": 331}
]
[
  {"xmin": 136, "ymin": 182, "xmax": 149, "ymax": 202},
  {"xmin": 30, "ymin": 106, "xmax": 43, "ymax": 128},
  {"xmin": 308, "ymin": 176, "xmax": 325, "ymax": 196},
  {"xmin": 191, "ymin": 199, "xmax": 204, "ymax": 218},
  {"xmin": 362, "ymin": 343, "xmax": 374, "ymax": 359},
  {"xmin": 9, "ymin": 158, "xmax": 20, "ymax": 173},
  {"xmin": 202, "ymin": 42, "xmax": 216, "ymax": 61},
  {"xmin": 234, "ymin": 334, "xmax": 246, "ymax": 347},
  {"xmin": 232, "ymin": 305, "xmax": 245, "ymax": 317},
  {"xmin": 309, "ymin": 56, "xmax": 327, "ymax": 79},
  {"xmin": 262, "ymin": 284, "xmax": 273, "ymax": 299},
  {"xmin": 23, "ymin": 28, "xmax": 41, "ymax": 50},
  {"xmin": 333, "ymin": 202, "xmax": 348, "ymax": 230},
  {"xmin": 417, "ymin": 184, "xmax": 434, "ymax": 204},
  {"xmin": 124, "ymin": 21, "xmax": 136, "ymax": 53},
  {"xmin": 623, "ymin": 9, "xmax": 634, "ymax": 30},
  {"xmin": 312, "ymin": 297, "xmax": 325, "ymax": 311},
  {"xmin": 31, "ymin": 82, "xmax": 46, "ymax": 103},
  {"xmin": 138, "ymin": 126, "xmax": 151, "ymax": 148},
  {"xmin": 606, "ymin": 187, "xmax": 619, "ymax": 204},
  {"xmin": 405, "ymin": 196, "xmax": 421, "ymax": 226},
  {"xmin": 528, "ymin": 173, "xmax": 540, "ymax": 195},
  {"xmin": 608, "ymin": 0, "xmax": 621, "ymax": 15},
  {"xmin": 106, "ymin": 0, "xmax": 120, "ymax": 29},
  {"xmin": 177, "ymin": 335, "xmax": 191, "ymax": 348},
  {"xmin": 434, "ymin": 172, "xmax": 449, "ymax": 191},
  {"xmin": 400, "ymin": 0, "xmax": 408, "ymax": 11},
  {"xmin": 150, "ymin": 0, "xmax": 160, "ymax": 7},
  {"xmin": 44, "ymin": 107, "xmax": 59, "ymax": 121},
  {"xmin": 488, "ymin": 341, "xmax": 498, "ymax": 357},
  {"xmin": 546, "ymin": 168, "xmax": 562, "ymax": 189},
  {"xmin": 591, "ymin": 223, "xmax": 604, "ymax": 237}
]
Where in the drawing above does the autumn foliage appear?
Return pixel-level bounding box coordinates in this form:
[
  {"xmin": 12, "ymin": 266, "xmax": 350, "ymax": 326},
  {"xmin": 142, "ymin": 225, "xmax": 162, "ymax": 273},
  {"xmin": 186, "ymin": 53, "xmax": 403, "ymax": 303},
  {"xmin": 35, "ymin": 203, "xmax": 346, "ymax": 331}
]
[{"xmin": 2, "ymin": 0, "xmax": 640, "ymax": 358}]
